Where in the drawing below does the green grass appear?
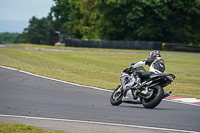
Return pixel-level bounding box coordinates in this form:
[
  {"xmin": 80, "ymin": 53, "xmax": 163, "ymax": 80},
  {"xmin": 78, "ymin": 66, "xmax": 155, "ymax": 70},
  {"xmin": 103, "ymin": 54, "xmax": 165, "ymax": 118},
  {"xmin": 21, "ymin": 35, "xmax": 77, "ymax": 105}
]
[
  {"xmin": 0, "ymin": 122, "xmax": 66, "ymax": 133},
  {"xmin": 1, "ymin": 44, "xmax": 200, "ymax": 99},
  {"xmin": 6, "ymin": 43, "xmax": 200, "ymax": 55}
]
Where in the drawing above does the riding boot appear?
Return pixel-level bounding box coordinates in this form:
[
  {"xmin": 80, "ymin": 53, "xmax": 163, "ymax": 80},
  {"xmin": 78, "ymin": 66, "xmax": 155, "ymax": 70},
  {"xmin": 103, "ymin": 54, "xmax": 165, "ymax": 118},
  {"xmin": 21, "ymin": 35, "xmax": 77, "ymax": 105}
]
[
  {"xmin": 121, "ymin": 75, "xmax": 136, "ymax": 97},
  {"xmin": 133, "ymin": 78, "xmax": 141, "ymax": 89},
  {"xmin": 123, "ymin": 81, "xmax": 136, "ymax": 97},
  {"xmin": 123, "ymin": 82, "xmax": 132, "ymax": 97},
  {"xmin": 132, "ymin": 78, "xmax": 141, "ymax": 99},
  {"xmin": 123, "ymin": 88, "xmax": 129, "ymax": 97}
]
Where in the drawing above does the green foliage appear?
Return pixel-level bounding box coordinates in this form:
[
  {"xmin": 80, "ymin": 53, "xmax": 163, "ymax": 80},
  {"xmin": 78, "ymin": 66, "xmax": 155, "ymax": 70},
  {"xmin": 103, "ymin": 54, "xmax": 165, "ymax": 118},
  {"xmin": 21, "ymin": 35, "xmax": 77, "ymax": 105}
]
[
  {"xmin": 0, "ymin": 32, "xmax": 20, "ymax": 44},
  {"xmin": 49, "ymin": 0, "xmax": 200, "ymax": 45},
  {"xmin": 50, "ymin": 0, "xmax": 98, "ymax": 39},
  {"xmin": 20, "ymin": 16, "xmax": 56, "ymax": 45},
  {"xmin": 50, "ymin": 0, "xmax": 71, "ymax": 34},
  {"xmin": 94, "ymin": 0, "xmax": 129, "ymax": 40},
  {"xmin": 95, "ymin": 0, "xmax": 200, "ymax": 44},
  {"xmin": 69, "ymin": 0, "xmax": 98, "ymax": 39},
  {"xmin": 7, "ymin": 0, "xmax": 199, "ymax": 45}
]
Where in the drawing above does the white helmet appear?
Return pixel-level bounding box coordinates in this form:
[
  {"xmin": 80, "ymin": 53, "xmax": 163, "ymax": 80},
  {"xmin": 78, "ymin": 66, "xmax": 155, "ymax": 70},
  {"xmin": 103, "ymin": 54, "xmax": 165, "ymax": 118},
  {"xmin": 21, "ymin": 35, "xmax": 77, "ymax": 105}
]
[{"xmin": 149, "ymin": 50, "xmax": 161, "ymax": 60}]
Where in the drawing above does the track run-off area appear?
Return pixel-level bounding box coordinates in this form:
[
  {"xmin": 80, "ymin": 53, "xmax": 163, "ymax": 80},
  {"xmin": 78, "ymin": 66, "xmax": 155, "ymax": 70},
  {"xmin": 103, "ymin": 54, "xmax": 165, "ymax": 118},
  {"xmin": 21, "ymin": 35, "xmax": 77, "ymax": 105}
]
[{"xmin": 0, "ymin": 66, "xmax": 200, "ymax": 133}]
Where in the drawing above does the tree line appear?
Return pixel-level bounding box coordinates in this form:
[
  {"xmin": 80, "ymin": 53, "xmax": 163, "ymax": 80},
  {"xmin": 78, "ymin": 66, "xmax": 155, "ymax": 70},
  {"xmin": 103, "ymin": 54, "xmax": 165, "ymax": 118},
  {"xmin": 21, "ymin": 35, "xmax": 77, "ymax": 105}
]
[
  {"xmin": 1, "ymin": 0, "xmax": 200, "ymax": 45},
  {"xmin": 0, "ymin": 32, "xmax": 20, "ymax": 44}
]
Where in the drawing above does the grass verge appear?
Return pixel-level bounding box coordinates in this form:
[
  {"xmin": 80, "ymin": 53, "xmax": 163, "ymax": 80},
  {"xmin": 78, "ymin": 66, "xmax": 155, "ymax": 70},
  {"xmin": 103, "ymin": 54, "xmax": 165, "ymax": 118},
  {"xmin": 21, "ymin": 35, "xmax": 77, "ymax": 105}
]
[
  {"xmin": 1, "ymin": 44, "xmax": 200, "ymax": 99},
  {"xmin": 5, "ymin": 43, "xmax": 200, "ymax": 55},
  {"xmin": 0, "ymin": 122, "xmax": 66, "ymax": 133}
]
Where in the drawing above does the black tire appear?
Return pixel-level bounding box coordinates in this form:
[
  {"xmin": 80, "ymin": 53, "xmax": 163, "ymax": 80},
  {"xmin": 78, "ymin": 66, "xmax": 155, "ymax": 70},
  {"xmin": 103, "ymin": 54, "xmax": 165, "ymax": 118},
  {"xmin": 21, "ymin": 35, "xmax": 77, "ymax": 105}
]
[
  {"xmin": 142, "ymin": 85, "xmax": 164, "ymax": 109},
  {"xmin": 110, "ymin": 85, "xmax": 123, "ymax": 106}
]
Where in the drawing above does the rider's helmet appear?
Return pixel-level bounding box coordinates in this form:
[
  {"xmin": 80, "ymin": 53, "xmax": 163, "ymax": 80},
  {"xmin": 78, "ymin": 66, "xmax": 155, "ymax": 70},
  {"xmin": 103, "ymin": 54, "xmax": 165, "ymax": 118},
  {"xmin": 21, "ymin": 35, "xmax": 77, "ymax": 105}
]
[{"xmin": 149, "ymin": 50, "xmax": 161, "ymax": 60}]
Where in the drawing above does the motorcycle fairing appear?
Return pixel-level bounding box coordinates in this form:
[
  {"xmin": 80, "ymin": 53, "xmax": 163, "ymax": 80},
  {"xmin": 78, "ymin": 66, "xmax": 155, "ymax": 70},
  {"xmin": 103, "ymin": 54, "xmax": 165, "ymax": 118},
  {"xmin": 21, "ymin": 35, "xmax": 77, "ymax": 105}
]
[
  {"xmin": 149, "ymin": 73, "xmax": 175, "ymax": 87},
  {"xmin": 122, "ymin": 90, "xmax": 141, "ymax": 104},
  {"xmin": 150, "ymin": 73, "xmax": 171, "ymax": 79}
]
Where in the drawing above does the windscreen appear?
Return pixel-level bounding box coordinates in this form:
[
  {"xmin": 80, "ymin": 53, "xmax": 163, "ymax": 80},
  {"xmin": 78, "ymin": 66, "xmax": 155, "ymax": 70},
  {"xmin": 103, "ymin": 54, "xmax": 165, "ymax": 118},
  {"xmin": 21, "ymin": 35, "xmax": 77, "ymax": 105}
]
[{"xmin": 136, "ymin": 66, "xmax": 146, "ymax": 71}]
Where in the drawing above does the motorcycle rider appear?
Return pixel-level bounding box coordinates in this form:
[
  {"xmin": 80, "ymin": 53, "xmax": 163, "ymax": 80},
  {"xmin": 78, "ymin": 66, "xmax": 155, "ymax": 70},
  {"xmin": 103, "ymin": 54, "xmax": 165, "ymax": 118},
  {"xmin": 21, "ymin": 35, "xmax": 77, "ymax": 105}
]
[{"xmin": 121, "ymin": 50, "xmax": 165, "ymax": 97}]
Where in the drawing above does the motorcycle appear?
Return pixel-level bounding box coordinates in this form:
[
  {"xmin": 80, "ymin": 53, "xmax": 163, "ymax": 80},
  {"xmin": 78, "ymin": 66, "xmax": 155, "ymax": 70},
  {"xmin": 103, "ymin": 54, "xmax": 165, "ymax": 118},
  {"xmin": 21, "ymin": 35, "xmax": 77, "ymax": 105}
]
[{"xmin": 110, "ymin": 65, "xmax": 175, "ymax": 109}]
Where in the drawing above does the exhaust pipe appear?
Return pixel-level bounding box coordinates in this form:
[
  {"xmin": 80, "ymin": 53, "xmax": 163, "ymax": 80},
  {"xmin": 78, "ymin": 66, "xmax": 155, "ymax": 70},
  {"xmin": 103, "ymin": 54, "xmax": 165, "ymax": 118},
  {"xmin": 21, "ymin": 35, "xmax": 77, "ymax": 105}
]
[{"xmin": 163, "ymin": 90, "xmax": 172, "ymax": 99}]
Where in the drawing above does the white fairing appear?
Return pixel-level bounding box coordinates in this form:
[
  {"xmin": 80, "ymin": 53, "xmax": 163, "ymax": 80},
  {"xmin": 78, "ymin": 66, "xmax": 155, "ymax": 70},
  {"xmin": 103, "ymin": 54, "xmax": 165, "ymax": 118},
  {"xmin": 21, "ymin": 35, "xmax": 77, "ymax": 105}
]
[{"xmin": 122, "ymin": 90, "xmax": 141, "ymax": 103}]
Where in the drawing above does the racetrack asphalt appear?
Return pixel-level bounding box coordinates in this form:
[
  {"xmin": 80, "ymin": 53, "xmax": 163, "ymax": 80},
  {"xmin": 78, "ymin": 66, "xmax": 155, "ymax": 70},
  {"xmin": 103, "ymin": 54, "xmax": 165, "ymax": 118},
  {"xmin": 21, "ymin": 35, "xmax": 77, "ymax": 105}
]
[{"xmin": 0, "ymin": 67, "xmax": 200, "ymax": 133}]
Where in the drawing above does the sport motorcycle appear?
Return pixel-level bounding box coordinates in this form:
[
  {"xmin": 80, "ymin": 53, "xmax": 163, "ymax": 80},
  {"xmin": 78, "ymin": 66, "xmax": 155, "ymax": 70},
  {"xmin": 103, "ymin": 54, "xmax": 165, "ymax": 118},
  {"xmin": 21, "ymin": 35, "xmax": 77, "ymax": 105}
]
[{"xmin": 110, "ymin": 65, "xmax": 175, "ymax": 109}]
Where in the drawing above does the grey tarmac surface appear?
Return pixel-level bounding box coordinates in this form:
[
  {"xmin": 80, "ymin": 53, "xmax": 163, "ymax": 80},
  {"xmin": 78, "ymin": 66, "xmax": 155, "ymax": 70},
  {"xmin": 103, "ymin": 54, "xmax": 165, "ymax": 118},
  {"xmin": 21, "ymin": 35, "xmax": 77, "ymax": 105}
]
[
  {"xmin": 0, "ymin": 115, "xmax": 191, "ymax": 133},
  {"xmin": 0, "ymin": 67, "xmax": 200, "ymax": 133}
]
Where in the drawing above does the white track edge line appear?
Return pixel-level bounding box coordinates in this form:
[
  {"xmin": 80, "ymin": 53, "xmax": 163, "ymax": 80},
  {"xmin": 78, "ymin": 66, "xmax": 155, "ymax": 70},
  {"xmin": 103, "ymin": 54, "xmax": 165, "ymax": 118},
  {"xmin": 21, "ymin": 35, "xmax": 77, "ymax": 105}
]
[
  {"xmin": 0, "ymin": 66, "xmax": 112, "ymax": 92},
  {"xmin": 1, "ymin": 65, "xmax": 199, "ymax": 107},
  {"xmin": 1, "ymin": 66, "xmax": 200, "ymax": 132},
  {"xmin": 0, "ymin": 114, "xmax": 199, "ymax": 133},
  {"xmin": 163, "ymin": 99, "xmax": 200, "ymax": 107}
]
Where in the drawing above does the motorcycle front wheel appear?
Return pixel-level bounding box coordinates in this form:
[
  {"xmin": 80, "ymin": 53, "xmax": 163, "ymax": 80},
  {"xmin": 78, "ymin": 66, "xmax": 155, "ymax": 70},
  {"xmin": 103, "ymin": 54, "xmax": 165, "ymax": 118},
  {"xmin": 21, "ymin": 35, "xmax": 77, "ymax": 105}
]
[
  {"xmin": 110, "ymin": 85, "xmax": 123, "ymax": 106},
  {"xmin": 142, "ymin": 85, "xmax": 164, "ymax": 109}
]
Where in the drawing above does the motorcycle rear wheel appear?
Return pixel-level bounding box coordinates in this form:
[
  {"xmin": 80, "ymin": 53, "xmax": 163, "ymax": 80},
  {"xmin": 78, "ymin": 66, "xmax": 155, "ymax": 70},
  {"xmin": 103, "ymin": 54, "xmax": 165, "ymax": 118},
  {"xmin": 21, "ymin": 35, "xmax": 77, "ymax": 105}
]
[
  {"xmin": 110, "ymin": 85, "xmax": 123, "ymax": 106},
  {"xmin": 142, "ymin": 85, "xmax": 164, "ymax": 109}
]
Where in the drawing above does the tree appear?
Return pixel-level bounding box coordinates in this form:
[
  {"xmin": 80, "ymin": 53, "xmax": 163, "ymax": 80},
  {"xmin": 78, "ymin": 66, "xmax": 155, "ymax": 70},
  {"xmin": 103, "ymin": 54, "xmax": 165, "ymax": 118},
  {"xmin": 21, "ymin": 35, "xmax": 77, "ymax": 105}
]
[
  {"xmin": 94, "ymin": 0, "xmax": 200, "ymax": 45},
  {"xmin": 95, "ymin": 0, "xmax": 131, "ymax": 40},
  {"xmin": 46, "ymin": 0, "xmax": 200, "ymax": 45},
  {"xmin": 0, "ymin": 32, "xmax": 20, "ymax": 44},
  {"xmin": 67, "ymin": 0, "xmax": 98, "ymax": 39},
  {"xmin": 21, "ymin": 16, "xmax": 56, "ymax": 45},
  {"xmin": 50, "ymin": 0, "xmax": 71, "ymax": 36}
]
